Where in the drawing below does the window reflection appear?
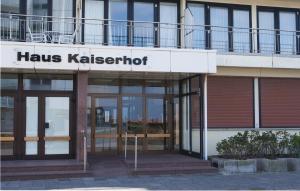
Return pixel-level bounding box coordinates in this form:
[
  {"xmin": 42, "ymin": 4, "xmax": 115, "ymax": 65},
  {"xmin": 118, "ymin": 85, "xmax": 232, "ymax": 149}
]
[
  {"xmin": 109, "ymin": 0, "xmax": 128, "ymax": 46},
  {"xmin": 211, "ymin": 7, "xmax": 229, "ymax": 52},
  {"xmin": 122, "ymin": 96, "xmax": 143, "ymax": 133},
  {"xmin": 134, "ymin": 2, "xmax": 154, "ymax": 47},
  {"xmin": 23, "ymin": 74, "xmax": 73, "ymax": 91},
  {"xmin": 1, "ymin": 96, "xmax": 14, "ymax": 156}
]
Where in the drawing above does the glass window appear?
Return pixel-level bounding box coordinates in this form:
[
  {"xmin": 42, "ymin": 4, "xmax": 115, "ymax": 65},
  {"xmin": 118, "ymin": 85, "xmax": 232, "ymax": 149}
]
[
  {"xmin": 133, "ymin": 2, "xmax": 154, "ymax": 47},
  {"xmin": 186, "ymin": 3, "xmax": 205, "ymax": 49},
  {"xmin": 122, "ymin": 96, "xmax": 143, "ymax": 133},
  {"xmin": 27, "ymin": 0, "xmax": 48, "ymax": 16},
  {"xmin": 233, "ymin": 10, "xmax": 250, "ymax": 53},
  {"xmin": 1, "ymin": 96, "xmax": 14, "ymax": 156},
  {"xmin": 45, "ymin": 97, "xmax": 70, "ymax": 154},
  {"xmin": 279, "ymin": 12, "xmax": 296, "ymax": 54},
  {"xmin": 1, "ymin": 0, "xmax": 20, "ymax": 13},
  {"xmin": 258, "ymin": 11, "xmax": 275, "ymax": 54},
  {"xmin": 159, "ymin": 2, "xmax": 177, "ymax": 48},
  {"xmin": 121, "ymin": 80, "xmax": 142, "ymax": 94},
  {"xmin": 52, "ymin": 0, "xmax": 74, "ymax": 35},
  {"xmin": 23, "ymin": 74, "xmax": 73, "ymax": 91},
  {"xmin": 211, "ymin": 7, "xmax": 229, "ymax": 52},
  {"xmin": 145, "ymin": 80, "xmax": 165, "ymax": 94},
  {"xmin": 25, "ymin": 97, "xmax": 39, "ymax": 155},
  {"xmin": 88, "ymin": 79, "xmax": 119, "ymax": 93},
  {"xmin": 109, "ymin": 0, "xmax": 128, "ymax": 46},
  {"xmin": 1, "ymin": 74, "xmax": 18, "ymax": 90},
  {"xmin": 84, "ymin": 0, "xmax": 104, "ymax": 44},
  {"xmin": 1, "ymin": 1, "xmax": 20, "ymax": 40}
]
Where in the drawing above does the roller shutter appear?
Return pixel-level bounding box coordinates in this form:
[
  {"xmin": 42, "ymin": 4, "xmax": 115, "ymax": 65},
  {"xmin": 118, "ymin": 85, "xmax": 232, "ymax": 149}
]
[
  {"xmin": 260, "ymin": 78, "xmax": 300, "ymax": 128},
  {"xmin": 208, "ymin": 76, "xmax": 254, "ymax": 128}
]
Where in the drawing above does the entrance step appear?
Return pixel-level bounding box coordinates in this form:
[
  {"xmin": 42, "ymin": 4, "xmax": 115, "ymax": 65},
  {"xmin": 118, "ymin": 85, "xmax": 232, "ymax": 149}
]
[
  {"xmin": 1, "ymin": 160, "xmax": 91, "ymax": 181},
  {"xmin": 125, "ymin": 153, "xmax": 218, "ymax": 175},
  {"xmin": 126, "ymin": 160, "xmax": 212, "ymax": 168},
  {"xmin": 131, "ymin": 166, "xmax": 218, "ymax": 175}
]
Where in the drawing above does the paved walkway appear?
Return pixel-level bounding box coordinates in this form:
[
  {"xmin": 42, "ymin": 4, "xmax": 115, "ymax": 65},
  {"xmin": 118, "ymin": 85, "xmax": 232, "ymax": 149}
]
[{"xmin": 1, "ymin": 172, "xmax": 300, "ymax": 190}]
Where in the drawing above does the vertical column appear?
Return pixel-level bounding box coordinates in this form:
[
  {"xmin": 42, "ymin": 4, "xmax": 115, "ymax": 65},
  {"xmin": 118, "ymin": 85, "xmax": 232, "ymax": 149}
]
[
  {"xmin": 254, "ymin": 77, "xmax": 260, "ymax": 129},
  {"xmin": 180, "ymin": 0, "xmax": 186, "ymax": 48},
  {"xmin": 251, "ymin": 4, "xmax": 258, "ymax": 53},
  {"xmin": 76, "ymin": 71, "xmax": 88, "ymax": 161},
  {"xmin": 203, "ymin": 74, "xmax": 208, "ymax": 160}
]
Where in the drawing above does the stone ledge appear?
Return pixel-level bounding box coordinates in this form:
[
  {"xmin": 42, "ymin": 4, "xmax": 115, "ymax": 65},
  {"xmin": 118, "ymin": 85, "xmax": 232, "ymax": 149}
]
[{"xmin": 212, "ymin": 157, "xmax": 300, "ymax": 174}]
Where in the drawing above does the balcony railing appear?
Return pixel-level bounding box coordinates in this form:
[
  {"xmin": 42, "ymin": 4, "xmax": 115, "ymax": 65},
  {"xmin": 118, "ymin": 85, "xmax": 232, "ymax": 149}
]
[{"xmin": 1, "ymin": 13, "xmax": 300, "ymax": 55}]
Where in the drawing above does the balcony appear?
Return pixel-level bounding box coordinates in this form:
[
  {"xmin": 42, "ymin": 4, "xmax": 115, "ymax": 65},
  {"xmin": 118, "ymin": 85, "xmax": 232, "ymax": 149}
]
[{"xmin": 1, "ymin": 13, "xmax": 300, "ymax": 56}]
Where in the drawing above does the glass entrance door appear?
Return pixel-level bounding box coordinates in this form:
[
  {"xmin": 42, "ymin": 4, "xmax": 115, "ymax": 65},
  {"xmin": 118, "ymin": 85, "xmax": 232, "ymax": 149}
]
[
  {"xmin": 24, "ymin": 96, "xmax": 71, "ymax": 158},
  {"xmin": 92, "ymin": 97, "xmax": 118, "ymax": 152},
  {"xmin": 145, "ymin": 97, "xmax": 169, "ymax": 151}
]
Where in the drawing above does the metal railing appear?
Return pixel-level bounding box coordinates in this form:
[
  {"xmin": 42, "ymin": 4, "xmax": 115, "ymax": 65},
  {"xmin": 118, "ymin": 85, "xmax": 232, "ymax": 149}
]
[{"xmin": 1, "ymin": 13, "xmax": 300, "ymax": 55}]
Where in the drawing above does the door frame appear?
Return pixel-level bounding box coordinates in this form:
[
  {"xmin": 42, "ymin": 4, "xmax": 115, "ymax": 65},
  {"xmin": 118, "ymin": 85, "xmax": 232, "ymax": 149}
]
[
  {"xmin": 90, "ymin": 95, "xmax": 119, "ymax": 153},
  {"xmin": 88, "ymin": 93, "xmax": 174, "ymax": 154},
  {"xmin": 21, "ymin": 91, "xmax": 75, "ymax": 160}
]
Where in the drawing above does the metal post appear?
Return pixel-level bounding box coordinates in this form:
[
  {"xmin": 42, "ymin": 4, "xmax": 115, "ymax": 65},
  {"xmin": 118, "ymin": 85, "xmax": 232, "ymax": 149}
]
[
  {"xmin": 203, "ymin": 74, "xmax": 208, "ymax": 160},
  {"xmin": 134, "ymin": 135, "xmax": 137, "ymax": 171},
  {"xmin": 9, "ymin": 15, "xmax": 12, "ymax": 40},
  {"xmin": 124, "ymin": 132, "xmax": 127, "ymax": 160}
]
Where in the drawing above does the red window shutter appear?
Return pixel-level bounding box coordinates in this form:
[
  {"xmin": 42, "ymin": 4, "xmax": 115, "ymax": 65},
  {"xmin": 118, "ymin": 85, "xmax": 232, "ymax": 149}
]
[
  {"xmin": 208, "ymin": 76, "xmax": 254, "ymax": 128},
  {"xmin": 260, "ymin": 78, "xmax": 300, "ymax": 128}
]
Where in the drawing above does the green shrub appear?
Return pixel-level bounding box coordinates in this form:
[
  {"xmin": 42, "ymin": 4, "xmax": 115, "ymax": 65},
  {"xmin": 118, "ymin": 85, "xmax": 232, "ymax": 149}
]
[
  {"xmin": 216, "ymin": 130, "xmax": 299, "ymax": 159},
  {"xmin": 289, "ymin": 133, "xmax": 300, "ymax": 157}
]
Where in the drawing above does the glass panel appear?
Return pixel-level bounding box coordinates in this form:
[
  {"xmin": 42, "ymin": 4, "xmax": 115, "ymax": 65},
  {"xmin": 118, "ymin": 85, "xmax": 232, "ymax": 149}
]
[
  {"xmin": 233, "ymin": 10, "xmax": 250, "ymax": 53},
  {"xmin": 134, "ymin": 2, "xmax": 154, "ymax": 47},
  {"xmin": 211, "ymin": 7, "xmax": 229, "ymax": 52},
  {"xmin": 259, "ymin": 11, "xmax": 275, "ymax": 54},
  {"xmin": 146, "ymin": 98, "xmax": 167, "ymax": 150},
  {"xmin": 26, "ymin": 97, "xmax": 39, "ymax": 155},
  {"xmin": 26, "ymin": 0, "xmax": 48, "ymax": 36},
  {"xmin": 45, "ymin": 97, "xmax": 70, "ymax": 154},
  {"xmin": 109, "ymin": 0, "xmax": 127, "ymax": 46},
  {"xmin": 1, "ymin": 1, "xmax": 20, "ymax": 40},
  {"xmin": 122, "ymin": 86, "xmax": 143, "ymax": 94},
  {"xmin": 23, "ymin": 74, "xmax": 73, "ymax": 91},
  {"xmin": 27, "ymin": 0, "xmax": 48, "ymax": 16},
  {"xmin": 181, "ymin": 79, "xmax": 189, "ymax": 94},
  {"xmin": 52, "ymin": 0, "xmax": 74, "ymax": 35},
  {"xmin": 94, "ymin": 98, "xmax": 118, "ymax": 151},
  {"xmin": 191, "ymin": 94, "xmax": 200, "ymax": 153},
  {"xmin": 1, "ymin": 142, "xmax": 14, "ymax": 156},
  {"xmin": 186, "ymin": 3, "xmax": 205, "ymax": 49},
  {"xmin": 160, "ymin": 2, "xmax": 177, "ymax": 48},
  {"xmin": 1, "ymin": 0, "xmax": 20, "ymax": 13},
  {"xmin": 0, "ymin": 96, "xmax": 14, "ymax": 156},
  {"xmin": 84, "ymin": 0, "xmax": 104, "ymax": 44},
  {"xmin": 173, "ymin": 97, "xmax": 180, "ymax": 151},
  {"xmin": 191, "ymin": 77, "xmax": 199, "ymax": 93},
  {"xmin": 87, "ymin": 96, "xmax": 92, "ymax": 152},
  {"xmin": 280, "ymin": 12, "xmax": 296, "ymax": 54},
  {"xmin": 181, "ymin": 95, "xmax": 190, "ymax": 151},
  {"xmin": 88, "ymin": 78, "xmax": 119, "ymax": 94},
  {"xmin": 122, "ymin": 96, "xmax": 143, "ymax": 150},
  {"xmin": 1, "ymin": 74, "xmax": 18, "ymax": 90}
]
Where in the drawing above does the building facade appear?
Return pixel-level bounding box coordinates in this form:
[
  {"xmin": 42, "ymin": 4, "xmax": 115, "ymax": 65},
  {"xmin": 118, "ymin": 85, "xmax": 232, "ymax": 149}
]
[{"xmin": 0, "ymin": 0, "xmax": 299, "ymax": 162}]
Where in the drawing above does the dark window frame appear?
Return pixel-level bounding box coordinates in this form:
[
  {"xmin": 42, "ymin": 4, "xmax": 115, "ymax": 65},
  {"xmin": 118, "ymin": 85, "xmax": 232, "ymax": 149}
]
[
  {"xmin": 257, "ymin": 6, "xmax": 300, "ymax": 55},
  {"xmin": 82, "ymin": 0, "xmax": 180, "ymax": 47},
  {"xmin": 187, "ymin": 1, "xmax": 252, "ymax": 52}
]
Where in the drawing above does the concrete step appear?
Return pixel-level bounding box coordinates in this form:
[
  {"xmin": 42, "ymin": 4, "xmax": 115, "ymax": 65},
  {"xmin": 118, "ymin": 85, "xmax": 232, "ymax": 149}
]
[
  {"xmin": 1, "ymin": 170, "xmax": 92, "ymax": 181},
  {"xmin": 126, "ymin": 161, "xmax": 212, "ymax": 168},
  {"xmin": 131, "ymin": 166, "xmax": 218, "ymax": 175},
  {"xmin": 1, "ymin": 160, "xmax": 85, "ymax": 173}
]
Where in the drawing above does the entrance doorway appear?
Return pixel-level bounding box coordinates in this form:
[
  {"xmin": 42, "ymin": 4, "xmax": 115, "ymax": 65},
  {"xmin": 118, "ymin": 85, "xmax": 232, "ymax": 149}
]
[
  {"xmin": 23, "ymin": 95, "xmax": 73, "ymax": 159},
  {"xmin": 88, "ymin": 79, "xmax": 177, "ymax": 154}
]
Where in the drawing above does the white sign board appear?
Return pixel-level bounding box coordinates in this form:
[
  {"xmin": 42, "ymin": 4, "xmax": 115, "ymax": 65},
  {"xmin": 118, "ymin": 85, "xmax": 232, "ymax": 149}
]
[{"xmin": 1, "ymin": 42, "xmax": 217, "ymax": 73}]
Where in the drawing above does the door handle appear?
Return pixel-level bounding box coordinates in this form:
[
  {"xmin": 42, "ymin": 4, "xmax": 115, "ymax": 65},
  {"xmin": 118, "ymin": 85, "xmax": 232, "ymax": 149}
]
[{"xmin": 45, "ymin": 122, "xmax": 50, "ymax": 129}]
